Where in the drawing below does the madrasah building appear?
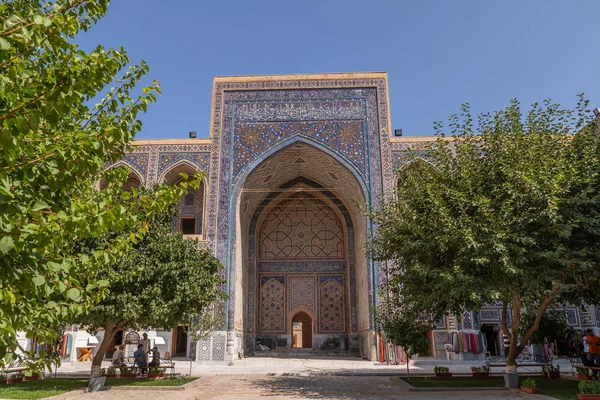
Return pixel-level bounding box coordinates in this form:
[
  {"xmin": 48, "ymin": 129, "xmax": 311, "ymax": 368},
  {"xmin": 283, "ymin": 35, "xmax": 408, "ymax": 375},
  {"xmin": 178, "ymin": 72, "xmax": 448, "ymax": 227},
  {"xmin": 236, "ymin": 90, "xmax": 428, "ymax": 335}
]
[{"xmin": 61, "ymin": 72, "xmax": 599, "ymax": 364}]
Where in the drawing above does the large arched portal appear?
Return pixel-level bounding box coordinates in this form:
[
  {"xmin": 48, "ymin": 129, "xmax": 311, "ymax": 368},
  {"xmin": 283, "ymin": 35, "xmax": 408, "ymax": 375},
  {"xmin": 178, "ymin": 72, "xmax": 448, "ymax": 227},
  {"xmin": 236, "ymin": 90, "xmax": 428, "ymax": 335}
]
[{"xmin": 233, "ymin": 141, "xmax": 373, "ymax": 357}]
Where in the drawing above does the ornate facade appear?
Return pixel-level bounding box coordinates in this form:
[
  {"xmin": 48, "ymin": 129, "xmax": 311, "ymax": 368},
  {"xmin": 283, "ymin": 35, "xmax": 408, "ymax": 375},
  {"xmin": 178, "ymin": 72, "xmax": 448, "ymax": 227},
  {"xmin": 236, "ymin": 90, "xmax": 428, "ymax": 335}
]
[{"xmin": 98, "ymin": 73, "xmax": 598, "ymax": 363}]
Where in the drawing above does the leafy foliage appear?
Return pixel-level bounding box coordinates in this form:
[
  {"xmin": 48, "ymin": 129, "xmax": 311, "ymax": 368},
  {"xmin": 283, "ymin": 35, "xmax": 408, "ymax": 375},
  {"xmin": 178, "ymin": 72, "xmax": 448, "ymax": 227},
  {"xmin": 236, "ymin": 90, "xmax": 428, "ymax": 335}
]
[
  {"xmin": 369, "ymin": 97, "xmax": 600, "ymax": 369},
  {"xmin": 0, "ymin": 0, "xmax": 191, "ymax": 368},
  {"xmin": 75, "ymin": 199, "xmax": 226, "ymax": 375}
]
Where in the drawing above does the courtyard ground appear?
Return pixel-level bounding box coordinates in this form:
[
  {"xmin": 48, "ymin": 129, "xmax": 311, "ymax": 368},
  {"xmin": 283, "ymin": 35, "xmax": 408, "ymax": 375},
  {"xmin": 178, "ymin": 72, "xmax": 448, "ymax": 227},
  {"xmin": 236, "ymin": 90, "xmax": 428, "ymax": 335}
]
[{"xmin": 50, "ymin": 375, "xmax": 544, "ymax": 400}]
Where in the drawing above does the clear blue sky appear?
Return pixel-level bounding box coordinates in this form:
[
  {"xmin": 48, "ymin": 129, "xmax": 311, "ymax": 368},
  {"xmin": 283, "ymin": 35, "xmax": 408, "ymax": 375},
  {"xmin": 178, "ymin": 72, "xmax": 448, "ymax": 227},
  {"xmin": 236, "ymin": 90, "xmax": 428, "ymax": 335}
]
[{"xmin": 77, "ymin": 0, "xmax": 600, "ymax": 139}]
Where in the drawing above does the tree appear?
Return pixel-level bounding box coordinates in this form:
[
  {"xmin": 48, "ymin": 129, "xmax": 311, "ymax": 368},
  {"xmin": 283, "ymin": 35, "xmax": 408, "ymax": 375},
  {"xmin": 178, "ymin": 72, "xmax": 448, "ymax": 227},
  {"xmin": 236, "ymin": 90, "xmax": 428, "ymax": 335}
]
[
  {"xmin": 377, "ymin": 307, "xmax": 430, "ymax": 378},
  {"xmin": 76, "ymin": 202, "xmax": 226, "ymax": 377},
  {"xmin": 0, "ymin": 0, "xmax": 189, "ymax": 367},
  {"xmin": 369, "ymin": 97, "xmax": 600, "ymax": 376}
]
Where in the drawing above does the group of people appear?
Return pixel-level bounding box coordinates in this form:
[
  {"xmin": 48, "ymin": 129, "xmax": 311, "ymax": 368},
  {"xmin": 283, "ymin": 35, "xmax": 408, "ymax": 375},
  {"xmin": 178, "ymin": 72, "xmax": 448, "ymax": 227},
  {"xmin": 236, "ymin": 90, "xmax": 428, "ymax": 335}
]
[
  {"xmin": 111, "ymin": 332, "xmax": 161, "ymax": 375},
  {"xmin": 583, "ymin": 329, "xmax": 600, "ymax": 380}
]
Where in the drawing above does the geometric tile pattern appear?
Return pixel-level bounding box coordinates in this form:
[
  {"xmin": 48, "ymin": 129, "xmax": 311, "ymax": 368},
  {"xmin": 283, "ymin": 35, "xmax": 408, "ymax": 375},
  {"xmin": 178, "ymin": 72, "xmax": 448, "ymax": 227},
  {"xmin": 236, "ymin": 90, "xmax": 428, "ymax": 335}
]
[
  {"xmin": 213, "ymin": 80, "xmax": 392, "ymax": 334},
  {"xmin": 175, "ymin": 183, "xmax": 204, "ymax": 234},
  {"xmin": 235, "ymin": 120, "xmax": 366, "ymax": 177},
  {"xmin": 211, "ymin": 333, "xmax": 225, "ymax": 361},
  {"xmin": 260, "ymin": 276, "xmax": 285, "ymax": 332},
  {"xmin": 259, "ymin": 193, "xmax": 344, "ymax": 259},
  {"xmin": 288, "ymin": 276, "xmax": 316, "ymax": 315},
  {"xmin": 158, "ymin": 152, "xmax": 210, "ymax": 177},
  {"xmin": 319, "ymin": 276, "xmax": 345, "ymax": 331}
]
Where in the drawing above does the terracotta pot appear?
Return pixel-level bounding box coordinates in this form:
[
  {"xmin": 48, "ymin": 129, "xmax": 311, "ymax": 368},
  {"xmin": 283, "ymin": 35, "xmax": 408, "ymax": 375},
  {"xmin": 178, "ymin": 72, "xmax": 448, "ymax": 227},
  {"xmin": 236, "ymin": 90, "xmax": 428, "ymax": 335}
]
[
  {"xmin": 24, "ymin": 375, "xmax": 40, "ymax": 381},
  {"xmin": 435, "ymin": 372, "xmax": 453, "ymax": 378},
  {"xmin": 103, "ymin": 374, "xmax": 117, "ymax": 379},
  {"xmin": 120, "ymin": 374, "xmax": 137, "ymax": 379},
  {"xmin": 471, "ymin": 372, "xmax": 490, "ymax": 378},
  {"xmin": 578, "ymin": 374, "xmax": 591, "ymax": 381},
  {"xmin": 577, "ymin": 395, "xmax": 600, "ymax": 400},
  {"xmin": 148, "ymin": 373, "xmax": 165, "ymax": 379},
  {"xmin": 0, "ymin": 380, "xmax": 6, "ymax": 385},
  {"xmin": 520, "ymin": 386, "xmax": 539, "ymax": 394},
  {"xmin": 7, "ymin": 378, "xmax": 23, "ymax": 384}
]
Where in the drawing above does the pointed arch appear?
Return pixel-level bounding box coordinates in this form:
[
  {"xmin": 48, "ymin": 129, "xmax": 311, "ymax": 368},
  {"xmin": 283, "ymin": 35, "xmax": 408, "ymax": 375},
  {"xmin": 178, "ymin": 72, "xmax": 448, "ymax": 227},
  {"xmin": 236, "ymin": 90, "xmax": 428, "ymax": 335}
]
[
  {"xmin": 160, "ymin": 159, "xmax": 207, "ymax": 236},
  {"xmin": 395, "ymin": 157, "xmax": 438, "ymax": 193},
  {"xmin": 98, "ymin": 161, "xmax": 145, "ymax": 190}
]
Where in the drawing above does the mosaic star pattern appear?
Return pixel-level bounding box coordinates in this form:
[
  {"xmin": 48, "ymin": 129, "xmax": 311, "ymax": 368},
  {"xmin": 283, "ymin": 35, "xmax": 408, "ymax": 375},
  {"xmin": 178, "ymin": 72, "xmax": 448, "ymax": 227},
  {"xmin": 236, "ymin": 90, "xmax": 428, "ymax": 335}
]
[
  {"xmin": 288, "ymin": 276, "xmax": 316, "ymax": 315},
  {"xmin": 260, "ymin": 276, "xmax": 285, "ymax": 332},
  {"xmin": 259, "ymin": 194, "xmax": 344, "ymax": 260},
  {"xmin": 319, "ymin": 276, "xmax": 345, "ymax": 331}
]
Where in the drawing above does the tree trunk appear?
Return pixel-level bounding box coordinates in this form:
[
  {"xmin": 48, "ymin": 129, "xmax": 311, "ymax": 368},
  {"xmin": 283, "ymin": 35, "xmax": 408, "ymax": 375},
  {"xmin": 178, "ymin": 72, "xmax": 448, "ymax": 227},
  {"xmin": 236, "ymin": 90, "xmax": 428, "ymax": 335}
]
[
  {"xmin": 90, "ymin": 320, "xmax": 124, "ymax": 377},
  {"xmin": 406, "ymin": 351, "xmax": 410, "ymax": 379}
]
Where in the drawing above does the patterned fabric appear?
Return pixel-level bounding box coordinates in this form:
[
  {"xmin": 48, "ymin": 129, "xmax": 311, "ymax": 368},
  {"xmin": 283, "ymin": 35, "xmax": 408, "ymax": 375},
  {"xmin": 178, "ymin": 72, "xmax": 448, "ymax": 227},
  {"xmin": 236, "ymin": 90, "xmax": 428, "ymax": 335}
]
[
  {"xmin": 319, "ymin": 277, "xmax": 345, "ymax": 331},
  {"xmin": 260, "ymin": 277, "xmax": 285, "ymax": 332},
  {"xmin": 288, "ymin": 276, "xmax": 316, "ymax": 314},
  {"xmin": 259, "ymin": 194, "xmax": 343, "ymax": 259}
]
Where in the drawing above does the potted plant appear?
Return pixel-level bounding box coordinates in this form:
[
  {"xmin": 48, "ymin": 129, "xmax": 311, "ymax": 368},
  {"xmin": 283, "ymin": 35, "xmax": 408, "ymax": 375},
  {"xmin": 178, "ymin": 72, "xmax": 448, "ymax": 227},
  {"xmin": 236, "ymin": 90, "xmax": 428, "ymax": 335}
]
[
  {"xmin": 577, "ymin": 367, "xmax": 591, "ymax": 381},
  {"xmin": 471, "ymin": 365, "xmax": 490, "ymax": 378},
  {"xmin": 24, "ymin": 368, "xmax": 42, "ymax": 381},
  {"xmin": 578, "ymin": 381, "xmax": 600, "ymax": 400},
  {"xmin": 6, "ymin": 373, "xmax": 24, "ymax": 384},
  {"xmin": 520, "ymin": 378, "xmax": 539, "ymax": 394},
  {"xmin": 434, "ymin": 365, "xmax": 452, "ymax": 378},
  {"xmin": 119, "ymin": 367, "xmax": 137, "ymax": 379},
  {"xmin": 102, "ymin": 367, "xmax": 117, "ymax": 379},
  {"xmin": 148, "ymin": 368, "xmax": 166, "ymax": 379},
  {"xmin": 542, "ymin": 364, "xmax": 560, "ymax": 379}
]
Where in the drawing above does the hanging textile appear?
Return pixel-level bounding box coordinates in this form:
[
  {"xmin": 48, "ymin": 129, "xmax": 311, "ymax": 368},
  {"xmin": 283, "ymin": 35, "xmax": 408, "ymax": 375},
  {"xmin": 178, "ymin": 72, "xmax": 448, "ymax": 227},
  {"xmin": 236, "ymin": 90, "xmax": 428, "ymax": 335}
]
[{"xmin": 448, "ymin": 331, "xmax": 485, "ymax": 354}]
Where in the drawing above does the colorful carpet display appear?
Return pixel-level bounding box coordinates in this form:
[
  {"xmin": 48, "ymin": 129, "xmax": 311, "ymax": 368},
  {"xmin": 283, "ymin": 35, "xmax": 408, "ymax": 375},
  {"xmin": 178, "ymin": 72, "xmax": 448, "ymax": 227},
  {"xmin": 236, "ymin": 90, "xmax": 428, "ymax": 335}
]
[{"xmin": 448, "ymin": 331, "xmax": 485, "ymax": 353}]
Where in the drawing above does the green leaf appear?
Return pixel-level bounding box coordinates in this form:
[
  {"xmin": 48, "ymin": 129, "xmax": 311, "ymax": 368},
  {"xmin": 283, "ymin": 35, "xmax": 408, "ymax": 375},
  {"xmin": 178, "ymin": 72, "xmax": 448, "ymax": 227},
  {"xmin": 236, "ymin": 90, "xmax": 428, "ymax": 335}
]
[
  {"xmin": 0, "ymin": 236, "xmax": 14, "ymax": 254},
  {"xmin": 31, "ymin": 201, "xmax": 50, "ymax": 211},
  {"xmin": 0, "ymin": 38, "xmax": 10, "ymax": 50},
  {"xmin": 32, "ymin": 275, "xmax": 45, "ymax": 286},
  {"xmin": 67, "ymin": 288, "xmax": 81, "ymax": 302}
]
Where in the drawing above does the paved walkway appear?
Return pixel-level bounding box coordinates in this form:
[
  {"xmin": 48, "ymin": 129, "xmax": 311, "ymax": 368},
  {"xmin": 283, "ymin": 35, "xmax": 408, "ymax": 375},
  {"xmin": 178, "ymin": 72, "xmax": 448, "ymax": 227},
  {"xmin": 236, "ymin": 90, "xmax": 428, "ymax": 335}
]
[
  {"xmin": 57, "ymin": 375, "xmax": 542, "ymax": 400},
  {"xmin": 53, "ymin": 356, "xmax": 574, "ymax": 377}
]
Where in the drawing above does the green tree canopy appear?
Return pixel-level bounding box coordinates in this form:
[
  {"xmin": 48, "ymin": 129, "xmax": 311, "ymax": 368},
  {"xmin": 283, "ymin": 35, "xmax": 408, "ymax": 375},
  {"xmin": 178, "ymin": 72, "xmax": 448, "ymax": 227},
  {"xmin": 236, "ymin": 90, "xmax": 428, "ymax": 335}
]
[
  {"xmin": 0, "ymin": 0, "xmax": 191, "ymax": 366},
  {"xmin": 369, "ymin": 97, "xmax": 600, "ymax": 373},
  {"xmin": 76, "ymin": 200, "xmax": 226, "ymax": 376}
]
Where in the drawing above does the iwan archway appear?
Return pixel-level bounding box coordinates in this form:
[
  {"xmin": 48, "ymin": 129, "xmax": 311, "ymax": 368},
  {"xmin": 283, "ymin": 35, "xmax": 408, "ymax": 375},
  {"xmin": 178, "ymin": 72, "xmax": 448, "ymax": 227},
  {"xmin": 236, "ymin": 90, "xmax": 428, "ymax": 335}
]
[{"xmin": 233, "ymin": 141, "xmax": 373, "ymax": 357}]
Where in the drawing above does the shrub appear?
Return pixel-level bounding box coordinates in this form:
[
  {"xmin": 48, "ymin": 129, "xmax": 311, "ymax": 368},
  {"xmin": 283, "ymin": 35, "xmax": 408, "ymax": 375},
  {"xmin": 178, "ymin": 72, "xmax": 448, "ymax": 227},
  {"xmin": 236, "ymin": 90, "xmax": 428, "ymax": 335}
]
[
  {"xmin": 434, "ymin": 366, "xmax": 449, "ymax": 373},
  {"xmin": 10, "ymin": 373, "xmax": 24, "ymax": 379},
  {"xmin": 149, "ymin": 368, "xmax": 166, "ymax": 374},
  {"xmin": 471, "ymin": 365, "xmax": 490, "ymax": 373},
  {"xmin": 576, "ymin": 366, "xmax": 590, "ymax": 376},
  {"xmin": 106, "ymin": 366, "xmax": 116, "ymax": 375},
  {"xmin": 579, "ymin": 381, "xmax": 600, "ymax": 395},
  {"xmin": 521, "ymin": 378, "xmax": 537, "ymax": 389}
]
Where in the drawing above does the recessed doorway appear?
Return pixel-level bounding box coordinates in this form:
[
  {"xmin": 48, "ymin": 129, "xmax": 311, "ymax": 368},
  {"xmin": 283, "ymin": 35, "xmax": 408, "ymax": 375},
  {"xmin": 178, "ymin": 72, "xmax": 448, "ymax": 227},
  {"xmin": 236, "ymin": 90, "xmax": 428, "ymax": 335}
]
[
  {"xmin": 291, "ymin": 312, "xmax": 312, "ymax": 349},
  {"xmin": 172, "ymin": 326, "xmax": 188, "ymax": 357}
]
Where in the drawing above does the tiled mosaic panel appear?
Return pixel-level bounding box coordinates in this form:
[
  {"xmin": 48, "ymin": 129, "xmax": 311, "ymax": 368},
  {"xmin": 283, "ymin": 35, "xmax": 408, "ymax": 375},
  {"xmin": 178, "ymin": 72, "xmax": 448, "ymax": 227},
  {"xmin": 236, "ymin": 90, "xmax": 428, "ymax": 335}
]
[
  {"xmin": 234, "ymin": 121, "xmax": 366, "ymax": 177},
  {"xmin": 319, "ymin": 276, "xmax": 345, "ymax": 331},
  {"xmin": 197, "ymin": 338, "xmax": 211, "ymax": 361},
  {"xmin": 259, "ymin": 193, "xmax": 344, "ymax": 259},
  {"xmin": 175, "ymin": 183, "xmax": 204, "ymax": 234},
  {"xmin": 288, "ymin": 276, "xmax": 316, "ymax": 315},
  {"xmin": 462, "ymin": 312, "xmax": 473, "ymax": 330},
  {"xmin": 260, "ymin": 276, "xmax": 285, "ymax": 332},
  {"xmin": 157, "ymin": 152, "xmax": 210, "ymax": 178},
  {"xmin": 211, "ymin": 333, "xmax": 225, "ymax": 361}
]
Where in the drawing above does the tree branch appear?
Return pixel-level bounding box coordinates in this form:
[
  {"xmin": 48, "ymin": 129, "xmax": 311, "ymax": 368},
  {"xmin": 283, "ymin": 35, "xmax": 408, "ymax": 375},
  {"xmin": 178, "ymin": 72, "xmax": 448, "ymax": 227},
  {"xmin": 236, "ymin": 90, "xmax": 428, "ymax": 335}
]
[
  {"xmin": 517, "ymin": 292, "xmax": 557, "ymax": 354},
  {"xmin": 0, "ymin": 0, "xmax": 85, "ymax": 38}
]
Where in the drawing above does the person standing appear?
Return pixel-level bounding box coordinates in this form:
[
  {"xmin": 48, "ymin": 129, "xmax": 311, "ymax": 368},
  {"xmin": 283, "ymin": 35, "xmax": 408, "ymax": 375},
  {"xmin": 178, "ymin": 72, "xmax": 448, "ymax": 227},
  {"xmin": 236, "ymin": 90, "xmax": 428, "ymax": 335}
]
[
  {"xmin": 586, "ymin": 329, "xmax": 600, "ymax": 380},
  {"xmin": 139, "ymin": 332, "xmax": 151, "ymax": 365}
]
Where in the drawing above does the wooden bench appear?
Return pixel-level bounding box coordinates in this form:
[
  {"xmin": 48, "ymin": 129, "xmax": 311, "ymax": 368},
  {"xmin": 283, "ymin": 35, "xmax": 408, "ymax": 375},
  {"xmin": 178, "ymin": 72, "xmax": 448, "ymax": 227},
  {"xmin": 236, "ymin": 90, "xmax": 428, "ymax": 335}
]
[
  {"xmin": 485, "ymin": 351, "xmax": 552, "ymax": 373},
  {"xmin": 570, "ymin": 356, "xmax": 600, "ymax": 376},
  {"xmin": 112, "ymin": 357, "xmax": 176, "ymax": 377},
  {"xmin": 2, "ymin": 360, "xmax": 28, "ymax": 379}
]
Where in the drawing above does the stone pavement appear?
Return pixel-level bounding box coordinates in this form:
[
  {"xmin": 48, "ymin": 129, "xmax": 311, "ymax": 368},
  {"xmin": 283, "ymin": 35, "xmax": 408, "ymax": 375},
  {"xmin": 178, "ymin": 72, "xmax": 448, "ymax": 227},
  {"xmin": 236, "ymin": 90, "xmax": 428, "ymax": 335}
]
[
  {"xmin": 53, "ymin": 356, "xmax": 574, "ymax": 378},
  {"xmin": 56, "ymin": 375, "xmax": 543, "ymax": 400}
]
